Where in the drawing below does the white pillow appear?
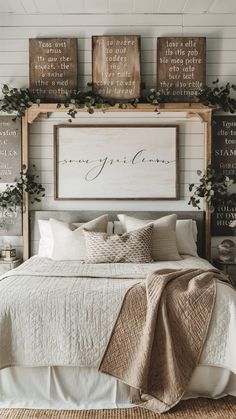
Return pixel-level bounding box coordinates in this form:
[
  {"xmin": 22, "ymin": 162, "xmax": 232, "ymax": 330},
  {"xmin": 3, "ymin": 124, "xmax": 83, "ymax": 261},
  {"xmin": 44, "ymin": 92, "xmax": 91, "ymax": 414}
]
[
  {"xmin": 118, "ymin": 214, "xmax": 181, "ymax": 261},
  {"xmin": 50, "ymin": 215, "xmax": 108, "ymax": 261},
  {"xmin": 175, "ymin": 219, "xmax": 198, "ymax": 256},
  {"xmin": 37, "ymin": 215, "xmax": 109, "ymax": 259},
  {"xmin": 38, "ymin": 219, "xmax": 54, "ymax": 258},
  {"xmin": 114, "ymin": 218, "xmax": 198, "ymax": 257}
]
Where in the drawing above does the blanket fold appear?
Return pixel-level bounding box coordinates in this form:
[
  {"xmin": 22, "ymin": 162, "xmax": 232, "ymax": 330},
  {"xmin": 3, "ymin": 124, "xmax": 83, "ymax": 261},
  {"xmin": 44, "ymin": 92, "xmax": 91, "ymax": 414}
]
[{"xmin": 100, "ymin": 268, "xmax": 229, "ymax": 413}]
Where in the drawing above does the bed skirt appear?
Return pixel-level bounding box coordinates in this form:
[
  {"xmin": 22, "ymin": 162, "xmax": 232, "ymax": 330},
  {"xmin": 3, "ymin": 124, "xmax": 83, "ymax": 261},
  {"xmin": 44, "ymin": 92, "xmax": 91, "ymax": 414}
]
[{"xmin": 0, "ymin": 365, "xmax": 235, "ymax": 409}]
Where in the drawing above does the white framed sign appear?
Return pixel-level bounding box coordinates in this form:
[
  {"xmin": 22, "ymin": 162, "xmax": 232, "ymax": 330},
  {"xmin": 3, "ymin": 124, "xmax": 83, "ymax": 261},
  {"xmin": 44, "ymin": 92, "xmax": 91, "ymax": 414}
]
[{"xmin": 54, "ymin": 125, "xmax": 179, "ymax": 200}]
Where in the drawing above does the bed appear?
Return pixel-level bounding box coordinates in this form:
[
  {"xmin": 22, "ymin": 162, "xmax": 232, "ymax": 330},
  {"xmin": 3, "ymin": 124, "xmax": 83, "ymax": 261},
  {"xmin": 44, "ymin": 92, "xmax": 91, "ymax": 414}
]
[{"xmin": 0, "ymin": 210, "xmax": 236, "ymax": 412}]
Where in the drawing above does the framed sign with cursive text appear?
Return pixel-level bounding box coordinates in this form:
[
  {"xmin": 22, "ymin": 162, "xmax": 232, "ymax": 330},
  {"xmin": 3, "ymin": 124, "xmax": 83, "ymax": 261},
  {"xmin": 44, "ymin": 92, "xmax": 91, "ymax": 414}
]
[{"xmin": 54, "ymin": 125, "xmax": 179, "ymax": 200}]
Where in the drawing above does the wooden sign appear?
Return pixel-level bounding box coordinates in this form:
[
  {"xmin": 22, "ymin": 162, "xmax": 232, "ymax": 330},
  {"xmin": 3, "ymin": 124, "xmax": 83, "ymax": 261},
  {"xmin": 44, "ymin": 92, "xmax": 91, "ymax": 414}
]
[
  {"xmin": 54, "ymin": 125, "xmax": 178, "ymax": 200},
  {"xmin": 0, "ymin": 117, "xmax": 21, "ymax": 183},
  {"xmin": 92, "ymin": 35, "xmax": 141, "ymax": 101},
  {"xmin": 211, "ymin": 204, "xmax": 236, "ymax": 236},
  {"xmin": 157, "ymin": 37, "xmax": 206, "ymax": 102},
  {"xmin": 29, "ymin": 38, "xmax": 78, "ymax": 102},
  {"xmin": 212, "ymin": 115, "xmax": 236, "ymax": 182},
  {"xmin": 0, "ymin": 210, "xmax": 22, "ymax": 236}
]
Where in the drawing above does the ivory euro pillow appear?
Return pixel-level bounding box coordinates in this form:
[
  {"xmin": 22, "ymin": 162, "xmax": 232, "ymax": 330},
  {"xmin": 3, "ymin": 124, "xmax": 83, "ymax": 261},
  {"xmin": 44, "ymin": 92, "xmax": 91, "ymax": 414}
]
[
  {"xmin": 175, "ymin": 219, "xmax": 198, "ymax": 256},
  {"xmin": 118, "ymin": 214, "xmax": 181, "ymax": 261},
  {"xmin": 114, "ymin": 218, "xmax": 198, "ymax": 257},
  {"xmin": 38, "ymin": 218, "xmax": 112, "ymax": 258},
  {"xmin": 49, "ymin": 215, "xmax": 108, "ymax": 260}
]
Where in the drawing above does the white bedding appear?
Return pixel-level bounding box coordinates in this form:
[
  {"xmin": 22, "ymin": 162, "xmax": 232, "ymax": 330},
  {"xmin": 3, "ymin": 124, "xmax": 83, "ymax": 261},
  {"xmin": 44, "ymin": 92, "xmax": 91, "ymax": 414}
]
[{"xmin": 0, "ymin": 255, "xmax": 236, "ymax": 409}]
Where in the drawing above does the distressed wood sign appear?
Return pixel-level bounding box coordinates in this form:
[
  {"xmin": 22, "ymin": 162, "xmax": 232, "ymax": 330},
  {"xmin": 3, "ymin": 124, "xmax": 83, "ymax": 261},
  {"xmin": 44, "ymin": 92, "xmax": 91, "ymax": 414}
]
[
  {"xmin": 29, "ymin": 38, "xmax": 78, "ymax": 102},
  {"xmin": 0, "ymin": 210, "xmax": 22, "ymax": 236},
  {"xmin": 0, "ymin": 116, "xmax": 21, "ymax": 183},
  {"xmin": 212, "ymin": 115, "xmax": 236, "ymax": 182},
  {"xmin": 54, "ymin": 125, "xmax": 179, "ymax": 200},
  {"xmin": 92, "ymin": 35, "xmax": 141, "ymax": 101},
  {"xmin": 211, "ymin": 204, "xmax": 236, "ymax": 236},
  {"xmin": 157, "ymin": 37, "xmax": 206, "ymax": 102}
]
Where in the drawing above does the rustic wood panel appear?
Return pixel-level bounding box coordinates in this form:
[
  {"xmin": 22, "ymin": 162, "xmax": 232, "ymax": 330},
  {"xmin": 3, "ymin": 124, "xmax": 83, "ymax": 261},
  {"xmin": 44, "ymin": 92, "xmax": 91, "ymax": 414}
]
[
  {"xmin": 212, "ymin": 115, "xmax": 236, "ymax": 182},
  {"xmin": 29, "ymin": 38, "xmax": 78, "ymax": 102},
  {"xmin": 0, "ymin": 210, "xmax": 22, "ymax": 236},
  {"xmin": 212, "ymin": 205, "xmax": 236, "ymax": 236},
  {"xmin": 92, "ymin": 35, "xmax": 141, "ymax": 101},
  {"xmin": 211, "ymin": 115, "xmax": 236, "ymax": 236},
  {"xmin": 157, "ymin": 37, "xmax": 206, "ymax": 102},
  {"xmin": 0, "ymin": 116, "xmax": 21, "ymax": 183}
]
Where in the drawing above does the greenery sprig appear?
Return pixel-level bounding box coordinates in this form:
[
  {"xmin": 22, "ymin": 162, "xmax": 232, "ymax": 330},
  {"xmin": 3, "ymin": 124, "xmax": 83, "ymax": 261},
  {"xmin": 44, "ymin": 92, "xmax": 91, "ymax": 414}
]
[
  {"xmin": 0, "ymin": 84, "xmax": 40, "ymax": 120},
  {"xmin": 188, "ymin": 165, "xmax": 236, "ymax": 212},
  {"xmin": 2, "ymin": 79, "xmax": 236, "ymax": 120},
  {"xmin": 0, "ymin": 165, "xmax": 45, "ymax": 215},
  {"xmin": 0, "ymin": 83, "xmax": 163, "ymax": 121},
  {"xmin": 197, "ymin": 79, "xmax": 236, "ymax": 113}
]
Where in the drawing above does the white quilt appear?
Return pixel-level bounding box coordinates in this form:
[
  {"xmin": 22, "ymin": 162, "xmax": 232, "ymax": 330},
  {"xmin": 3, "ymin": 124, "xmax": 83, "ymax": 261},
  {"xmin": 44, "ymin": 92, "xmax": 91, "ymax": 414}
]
[{"xmin": 0, "ymin": 256, "xmax": 236, "ymax": 373}]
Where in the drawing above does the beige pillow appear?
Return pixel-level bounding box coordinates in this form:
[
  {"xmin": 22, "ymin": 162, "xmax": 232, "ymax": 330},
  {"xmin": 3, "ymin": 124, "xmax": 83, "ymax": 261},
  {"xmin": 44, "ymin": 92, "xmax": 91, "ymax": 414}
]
[
  {"xmin": 83, "ymin": 224, "xmax": 154, "ymax": 263},
  {"xmin": 50, "ymin": 215, "xmax": 108, "ymax": 260},
  {"xmin": 118, "ymin": 214, "xmax": 181, "ymax": 261}
]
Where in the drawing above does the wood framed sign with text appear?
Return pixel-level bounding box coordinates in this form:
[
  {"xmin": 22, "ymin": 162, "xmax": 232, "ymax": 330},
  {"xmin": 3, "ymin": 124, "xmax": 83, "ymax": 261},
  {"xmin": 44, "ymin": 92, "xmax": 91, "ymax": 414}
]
[
  {"xmin": 157, "ymin": 37, "xmax": 206, "ymax": 102},
  {"xmin": 29, "ymin": 38, "xmax": 78, "ymax": 102},
  {"xmin": 211, "ymin": 204, "xmax": 236, "ymax": 236},
  {"xmin": 0, "ymin": 116, "xmax": 21, "ymax": 183},
  {"xmin": 54, "ymin": 125, "xmax": 179, "ymax": 200},
  {"xmin": 212, "ymin": 115, "xmax": 236, "ymax": 182},
  {"xmin": 211, "ymin": 115, "xmax": 236, "ymax": 236},
  {"xmin": 92, "ymin": 35, "xmax": 141, "ymax": 101}
]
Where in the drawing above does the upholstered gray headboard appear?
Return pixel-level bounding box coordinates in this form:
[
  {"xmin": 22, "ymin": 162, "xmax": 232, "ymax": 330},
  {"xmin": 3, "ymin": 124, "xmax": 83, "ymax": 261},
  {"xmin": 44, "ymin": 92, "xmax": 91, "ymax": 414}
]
[{"xmin": 30, "ymin": 210, "xmax": 205, "ymax": 258}]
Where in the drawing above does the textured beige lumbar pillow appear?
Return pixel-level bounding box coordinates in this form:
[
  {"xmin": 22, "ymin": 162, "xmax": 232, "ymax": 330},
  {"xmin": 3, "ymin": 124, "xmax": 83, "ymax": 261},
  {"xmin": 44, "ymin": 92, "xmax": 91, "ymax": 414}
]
[
  {"xmin": 83, "ymin": 224, "xmax": 154, "ymax": 263},
  {"xmin": 50, "ymin": 215, "xmax": 108, "ymax": 260},
  {"xmin": 118, "ymin": 214, "xmax": 181, "ymax": 261}
]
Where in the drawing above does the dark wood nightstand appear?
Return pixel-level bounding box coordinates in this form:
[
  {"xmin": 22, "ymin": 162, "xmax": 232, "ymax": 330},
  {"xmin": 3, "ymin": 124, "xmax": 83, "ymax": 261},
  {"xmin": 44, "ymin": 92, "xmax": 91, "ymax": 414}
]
[{"xmin": 213, "ymin": 258, "xmax": 236, "ymax": 287}]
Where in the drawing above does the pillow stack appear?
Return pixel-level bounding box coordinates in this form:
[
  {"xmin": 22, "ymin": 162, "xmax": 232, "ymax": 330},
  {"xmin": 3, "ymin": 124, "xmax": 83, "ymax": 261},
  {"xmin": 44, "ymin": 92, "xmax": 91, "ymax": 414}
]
[
  {"xmin": 118, "ymin": 214, "xmax": 181, "ymax": 261},
  {"xmin": 38, "ymin": 215, "xmax": 108, "ymax": 260},
  {"xmin": 38, "ymin": 213, "xmax": 198, "ymax": 262}
]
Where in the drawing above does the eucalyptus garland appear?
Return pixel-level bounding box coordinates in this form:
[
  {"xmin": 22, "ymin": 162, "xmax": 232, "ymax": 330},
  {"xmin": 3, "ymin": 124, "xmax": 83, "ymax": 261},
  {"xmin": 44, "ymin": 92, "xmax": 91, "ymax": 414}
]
[
  {"xmin": 1, "ymin": 79, "xmax": 236, "ymax": 120},
  {"xmin": 197, "ymin": 79, "xmax": 236, "ymax": 113},
  {"xmin": 0, "ymin": 165, "xmax": 45, "ymax": 216},
  {"xmin": 0, "ymin": 83, "xmax": 164, "ymax": 121}
]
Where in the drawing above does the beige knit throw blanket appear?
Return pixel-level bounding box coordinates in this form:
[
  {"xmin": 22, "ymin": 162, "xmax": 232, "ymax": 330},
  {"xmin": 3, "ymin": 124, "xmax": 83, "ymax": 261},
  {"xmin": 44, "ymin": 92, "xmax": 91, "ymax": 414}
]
[{"xmin": 100, "ymin": 268, "xmax": 229, "ymax": 413}]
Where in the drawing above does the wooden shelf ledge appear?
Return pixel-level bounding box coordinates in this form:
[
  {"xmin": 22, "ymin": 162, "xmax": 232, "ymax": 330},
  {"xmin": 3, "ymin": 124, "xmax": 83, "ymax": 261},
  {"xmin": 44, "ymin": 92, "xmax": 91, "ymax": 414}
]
[{"xmin": 26, "ymin": 102, "xmax": 213, "ymax": 124}]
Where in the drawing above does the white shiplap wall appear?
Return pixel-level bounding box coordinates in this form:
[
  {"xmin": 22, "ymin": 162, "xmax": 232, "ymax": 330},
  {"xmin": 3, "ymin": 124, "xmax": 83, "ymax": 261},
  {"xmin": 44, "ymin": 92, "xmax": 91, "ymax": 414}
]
[{"xmin": 0, "ymin": 5, "xmax": 236, "ymax": 259}]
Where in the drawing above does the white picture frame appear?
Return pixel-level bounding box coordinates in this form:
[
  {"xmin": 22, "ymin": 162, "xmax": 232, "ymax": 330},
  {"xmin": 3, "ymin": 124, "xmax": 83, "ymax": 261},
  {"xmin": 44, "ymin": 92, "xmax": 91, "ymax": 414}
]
[{"xmin": 54, "ymin": 125, "xmax": 179, "ymax": 200}]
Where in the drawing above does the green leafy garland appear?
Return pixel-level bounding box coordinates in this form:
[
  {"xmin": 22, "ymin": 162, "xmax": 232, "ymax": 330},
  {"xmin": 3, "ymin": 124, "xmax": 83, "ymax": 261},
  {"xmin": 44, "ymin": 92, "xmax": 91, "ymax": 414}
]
[
  {"xmin": 188, "ymin": 165, "xmax": 236, "ymax": 212},
  {"xmin": 1, "ymin": 80, "xmax": 236, "ymax": 121},
  {"xmin": 0, "ymin": 83, "xmax": 163, "ymax": 121},
  {"xmin": 0, "ymin": 165, "xmax": 45, "ymax": 216},
  {"xmin": 197, "ymin": 79, "xmax": 236, "ymax": 113}
]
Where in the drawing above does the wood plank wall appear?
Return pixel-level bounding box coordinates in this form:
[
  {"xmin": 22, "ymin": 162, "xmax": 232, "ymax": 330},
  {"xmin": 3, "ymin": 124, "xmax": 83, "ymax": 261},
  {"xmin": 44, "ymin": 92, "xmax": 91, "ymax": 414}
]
[{"xmin": 0, "ymin": 10, "xmax": 236, "ymax": 258}]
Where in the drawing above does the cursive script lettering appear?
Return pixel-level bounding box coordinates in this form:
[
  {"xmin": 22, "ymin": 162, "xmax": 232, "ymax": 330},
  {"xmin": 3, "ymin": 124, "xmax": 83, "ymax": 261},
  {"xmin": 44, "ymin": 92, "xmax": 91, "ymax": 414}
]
[{"xmin": 59, "ymin": 149, "xmax": 175, "ymax": 181}]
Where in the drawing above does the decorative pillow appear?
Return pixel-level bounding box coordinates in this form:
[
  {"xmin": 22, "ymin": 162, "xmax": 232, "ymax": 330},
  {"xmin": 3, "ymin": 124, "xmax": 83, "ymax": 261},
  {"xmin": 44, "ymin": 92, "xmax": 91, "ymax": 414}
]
[
  {"xmin": 114, "ymin": 219, "xmax": 198, "ymax": 257},
  {"xmin": 49, "ymin": 215, "xmax": 108, "ymax": 260},
  {"xmin": 83, "ymin": 224, "xmax": 154, "ymax": 263},
  {"xmin": 38, "ymin": 217, "xmax": 112, "ymax": 258},
  {"xmin": 118, "ymin": 214, "xmax": 181, "ymax": 261},
  {"xmin": 38, "ymin": 219, "xmax": 54, "ymax": 258},
  {"xmin": 176, "ymin": 220, "xmax": 198, "ymax": 256}
]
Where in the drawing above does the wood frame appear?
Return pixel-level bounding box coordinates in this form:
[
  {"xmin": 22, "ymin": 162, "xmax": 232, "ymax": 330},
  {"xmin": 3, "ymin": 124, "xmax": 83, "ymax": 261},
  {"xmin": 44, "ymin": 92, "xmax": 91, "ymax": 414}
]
[
  {"xmin": 21, "ymin": 103, "xmax": 213, "ymax": 261},
  {"xmin": 53, "ymin": 124, "xmax": 179, "ymax": 201}
]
